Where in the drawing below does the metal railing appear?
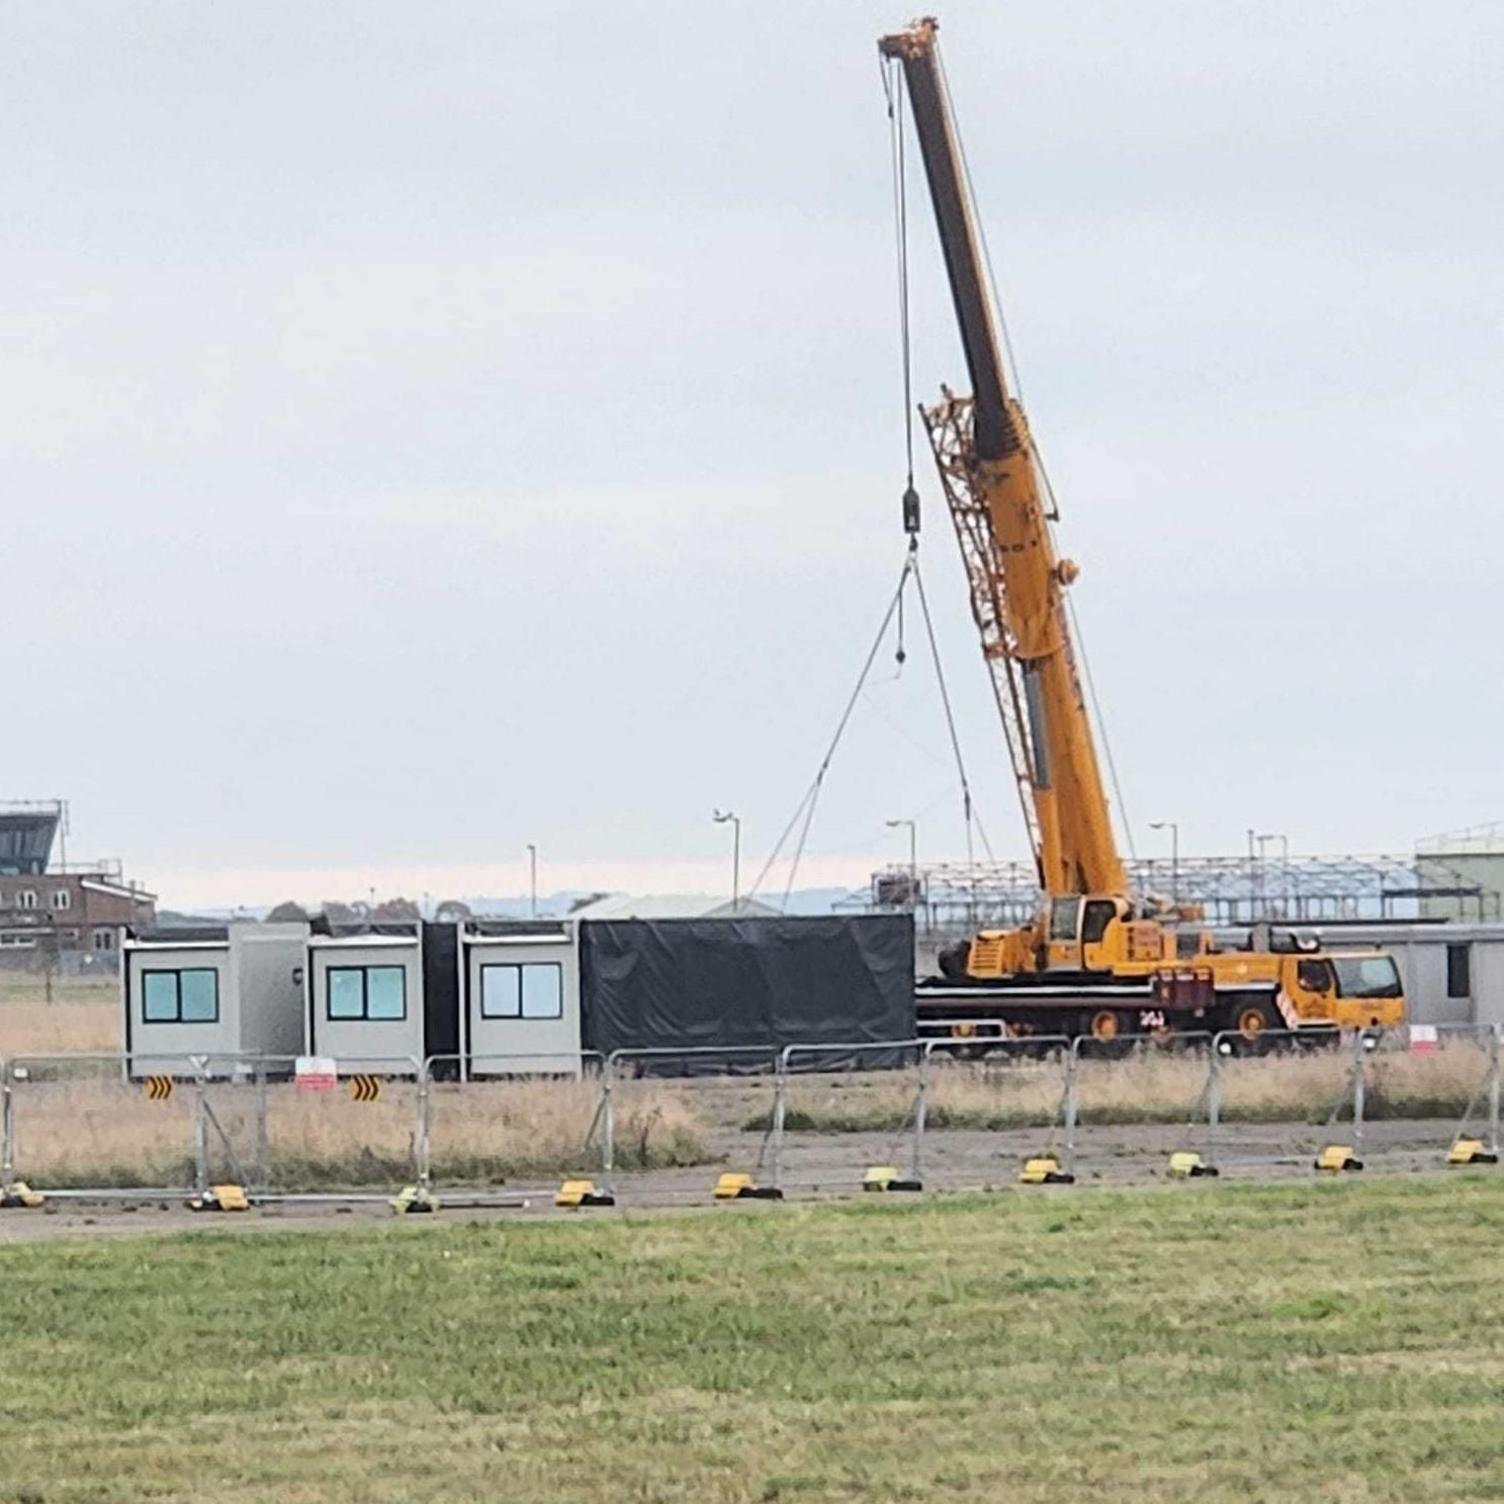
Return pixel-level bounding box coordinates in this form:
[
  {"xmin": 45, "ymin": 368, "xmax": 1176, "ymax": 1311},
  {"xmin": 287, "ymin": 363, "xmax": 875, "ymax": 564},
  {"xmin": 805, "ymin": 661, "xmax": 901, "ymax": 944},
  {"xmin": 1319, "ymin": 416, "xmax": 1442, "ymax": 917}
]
[{"xmin": 2, "ymin": 1024, "xmax": 1498, "ymax": 1211}]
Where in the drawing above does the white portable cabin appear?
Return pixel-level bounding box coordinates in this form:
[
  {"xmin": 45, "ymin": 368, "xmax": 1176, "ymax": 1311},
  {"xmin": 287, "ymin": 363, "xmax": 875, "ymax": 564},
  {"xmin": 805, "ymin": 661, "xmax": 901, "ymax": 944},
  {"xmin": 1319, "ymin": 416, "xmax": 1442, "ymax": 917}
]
[
  {"xmin": 460, "ymin": 920, "xmax": 583, "ymax": 1077},
  {"xmin": 304, "ymin": 925, "xmax": 428, "ymax": 1072},
  {"xmin": 122, "ymin": 921, "xmax": 308, "ymax": 1077}
]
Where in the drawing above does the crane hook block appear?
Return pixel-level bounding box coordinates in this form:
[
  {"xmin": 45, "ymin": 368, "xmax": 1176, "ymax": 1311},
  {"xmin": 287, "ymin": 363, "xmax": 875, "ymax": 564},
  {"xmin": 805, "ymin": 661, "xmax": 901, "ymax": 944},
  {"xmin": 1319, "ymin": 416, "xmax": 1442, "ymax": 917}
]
[{"xmin": 902, "ymin": 484, "xmax": 921, "ymax": 536}]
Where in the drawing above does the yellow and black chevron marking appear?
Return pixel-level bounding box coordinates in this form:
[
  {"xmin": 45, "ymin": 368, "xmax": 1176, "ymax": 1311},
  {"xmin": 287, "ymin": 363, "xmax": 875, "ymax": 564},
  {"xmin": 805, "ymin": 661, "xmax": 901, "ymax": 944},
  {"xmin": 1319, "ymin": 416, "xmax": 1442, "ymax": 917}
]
[
  {"xmin": 143, "ymin": 1074, "xmax": 173, "ymax": 1102},
  {"xmin": 349, "ymin": 1074, "xmax": 381, "ymax": 1104}
]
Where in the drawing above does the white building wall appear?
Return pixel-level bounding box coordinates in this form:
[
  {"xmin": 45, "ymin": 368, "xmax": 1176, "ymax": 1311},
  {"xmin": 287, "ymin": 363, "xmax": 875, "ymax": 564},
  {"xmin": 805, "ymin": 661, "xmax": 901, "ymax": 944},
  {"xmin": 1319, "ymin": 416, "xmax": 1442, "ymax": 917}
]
[
  {"xmin": 123, "ymin": 942, "xmax": 236, "ymax": 1077},
  {"xmin": 463, "ymin": 927, "xmax": 582, "ymax": 1076},
  {"xmin": 306, "ymin": 937, "xmax": 425, "ymax": 1071}
]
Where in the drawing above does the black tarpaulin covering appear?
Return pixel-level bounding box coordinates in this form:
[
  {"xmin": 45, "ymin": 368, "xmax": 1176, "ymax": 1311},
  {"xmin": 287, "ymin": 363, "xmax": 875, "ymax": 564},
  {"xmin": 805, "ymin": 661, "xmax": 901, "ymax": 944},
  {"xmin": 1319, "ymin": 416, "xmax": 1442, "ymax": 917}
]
[{"xmin": 580, "ymin": 916, "xmax": 914, "ymax": 1070}]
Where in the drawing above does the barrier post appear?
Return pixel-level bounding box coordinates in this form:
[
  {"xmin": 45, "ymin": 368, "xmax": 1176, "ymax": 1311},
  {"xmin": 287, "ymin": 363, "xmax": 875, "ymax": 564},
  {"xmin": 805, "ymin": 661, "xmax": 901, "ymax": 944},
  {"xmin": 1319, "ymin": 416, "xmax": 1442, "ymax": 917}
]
[
  {"xmin": 1061, "ymin": 1041, "xmax": 1081, "ymax": 1178},
  {"xmin": 769, "ymin": 1053, "xmax": 788, "ymax": 1193},
  {"xmin": 1206, "ymin": 1039, "xmax": 1223, "ymax": 1151},
  {"xmin": 254, "ymin": 1058, "xmax": 271, "ymax": 1192},
  {"xmin": 415, "ymin": 1061, "xmax": 433, "ymax": 1197},
  {"xmin": 911, "ymin": 1046, "xmax": 929, "ymax": 1184},
  {"xmin": 601, "ymin": 1059, "xmax": 615, "ymax": 1177},
  {"xmin": 191, "ymin": 1066, "xmax": 210, "ymax": 1197},
  {"xmin": 1485, "ymin": 1025, "xmax": 1502, "ymax": 1159},
  {"xmin": 1, "ymin": 1070, "xmax": 13, "ymax": 1186},
  {"xmin": 1351, "ymin": 1028, "xmax": 1368, "ymax": 1162}
]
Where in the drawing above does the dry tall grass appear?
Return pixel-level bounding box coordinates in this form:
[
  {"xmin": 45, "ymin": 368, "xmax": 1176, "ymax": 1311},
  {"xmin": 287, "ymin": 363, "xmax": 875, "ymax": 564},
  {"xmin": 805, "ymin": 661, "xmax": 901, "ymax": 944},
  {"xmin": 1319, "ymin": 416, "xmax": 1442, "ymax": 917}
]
[
  {"xmin": 3, "ymin": 1068, "xmax": 712, "ymax": 1191},
  {"xmin": 770, "ymin": 1039, "xmax": 1496, "ymax": 1132},
  {"xmin": 0, "ymin": 977, "xmax": 119, "ymax": 1055}
]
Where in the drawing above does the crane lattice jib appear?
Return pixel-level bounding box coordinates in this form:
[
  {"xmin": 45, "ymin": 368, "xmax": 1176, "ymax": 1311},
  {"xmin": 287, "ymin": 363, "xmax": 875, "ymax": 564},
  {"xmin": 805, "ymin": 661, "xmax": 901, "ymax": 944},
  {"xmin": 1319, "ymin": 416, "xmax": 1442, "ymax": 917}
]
[{"xmin": 920, "ymin": 394, "xmax": 1042, "ymax": 876}]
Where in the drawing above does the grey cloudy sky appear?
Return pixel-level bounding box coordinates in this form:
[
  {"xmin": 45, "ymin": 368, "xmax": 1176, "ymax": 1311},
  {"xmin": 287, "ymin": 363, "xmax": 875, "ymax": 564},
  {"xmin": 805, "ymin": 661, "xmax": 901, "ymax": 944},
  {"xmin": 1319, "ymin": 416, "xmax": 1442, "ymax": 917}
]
[{"xmin": 5, "ymin": 2, "xmax": 1500, "ymax": 907}]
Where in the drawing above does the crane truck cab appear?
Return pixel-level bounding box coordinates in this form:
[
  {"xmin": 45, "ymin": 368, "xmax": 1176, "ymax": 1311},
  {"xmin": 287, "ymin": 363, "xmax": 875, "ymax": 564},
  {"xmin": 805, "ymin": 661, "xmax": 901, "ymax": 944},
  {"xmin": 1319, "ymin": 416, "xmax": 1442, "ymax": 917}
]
[{"xmin": 1154, "ymin": 947, "xmax": 1406, "ymax": 1039}]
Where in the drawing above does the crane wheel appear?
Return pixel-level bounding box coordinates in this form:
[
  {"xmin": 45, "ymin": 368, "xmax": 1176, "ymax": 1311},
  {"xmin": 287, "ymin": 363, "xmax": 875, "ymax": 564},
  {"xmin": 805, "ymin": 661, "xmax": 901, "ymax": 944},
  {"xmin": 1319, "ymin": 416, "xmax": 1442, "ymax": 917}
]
[
  {"xmin": 1230, "ymin": 999, "xmax": 1281, "ymax": 1054},
  {"xmin": 1085, "ymin": 1009, "xmax": 1132, "ymax": 1058}
]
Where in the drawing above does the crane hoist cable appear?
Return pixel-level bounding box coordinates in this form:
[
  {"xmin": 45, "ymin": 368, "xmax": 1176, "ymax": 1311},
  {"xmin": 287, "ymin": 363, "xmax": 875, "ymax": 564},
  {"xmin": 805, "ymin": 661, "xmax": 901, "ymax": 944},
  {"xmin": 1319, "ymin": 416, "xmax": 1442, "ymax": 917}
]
[
  {"xmin": 911, "ymin": 553, "xmax": 996, "ymax": 867},
  {"xmin": 750, "ymin": 56, "xmax": 1013, "ymax": 907},
  {"xmin": 747, "ymin": 551, "xmax": 916, "ymax": 905}
]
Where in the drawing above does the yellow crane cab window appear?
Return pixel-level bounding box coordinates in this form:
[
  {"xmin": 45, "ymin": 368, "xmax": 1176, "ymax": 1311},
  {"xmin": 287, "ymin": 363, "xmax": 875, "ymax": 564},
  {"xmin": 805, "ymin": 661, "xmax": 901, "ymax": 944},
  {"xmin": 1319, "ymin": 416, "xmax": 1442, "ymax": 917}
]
[
  {"xmin": 1082, "ymin": 900, "xmax": 1116, "ymax": 944},
  {"xmin": 1296, "ymin": 959, "xmax": 1333, "ymax": 994},
  {"xmin": 1331, "ymin": 956, "xmax": 1403, "ymax": 999},
  {"xmin": 1049, "ymin": 898, "xmax": 1083, "ymax": 942}
]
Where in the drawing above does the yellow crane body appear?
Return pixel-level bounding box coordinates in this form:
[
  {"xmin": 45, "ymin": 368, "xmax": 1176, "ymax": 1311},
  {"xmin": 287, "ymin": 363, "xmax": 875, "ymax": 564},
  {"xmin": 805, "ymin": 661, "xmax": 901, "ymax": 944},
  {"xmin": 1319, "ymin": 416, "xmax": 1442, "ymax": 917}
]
[{"xmin": 879, "ymin": 17, "xmax": 1405, "ymax": 1039}]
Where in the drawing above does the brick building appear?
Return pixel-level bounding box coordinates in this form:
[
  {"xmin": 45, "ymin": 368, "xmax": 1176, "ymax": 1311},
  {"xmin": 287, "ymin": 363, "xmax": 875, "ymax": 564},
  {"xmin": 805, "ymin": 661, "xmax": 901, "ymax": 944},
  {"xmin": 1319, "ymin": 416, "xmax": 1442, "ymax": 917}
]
[{"xmin": 0, "ymin": 803, "xmax": 156, "ymax": 964}]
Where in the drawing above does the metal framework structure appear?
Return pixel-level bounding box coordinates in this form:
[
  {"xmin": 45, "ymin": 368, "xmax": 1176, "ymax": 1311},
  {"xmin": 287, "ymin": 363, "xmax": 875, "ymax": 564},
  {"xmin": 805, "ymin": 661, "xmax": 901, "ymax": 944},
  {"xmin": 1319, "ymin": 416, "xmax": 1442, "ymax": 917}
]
[{"xmin": 857, "ymin": 851, "xmax": 1504, "ymax": 933}]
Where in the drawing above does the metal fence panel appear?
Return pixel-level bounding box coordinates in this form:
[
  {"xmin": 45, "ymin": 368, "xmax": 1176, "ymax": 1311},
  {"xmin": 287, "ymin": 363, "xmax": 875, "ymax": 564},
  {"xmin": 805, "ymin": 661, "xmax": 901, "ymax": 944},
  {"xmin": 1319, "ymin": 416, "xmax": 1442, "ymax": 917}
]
[
  {"xmin": 418, "ymin": 1052, "xmax": 606, "ymax": 1201},
  {"xmin": 254, "ymin": 1054, "xmax": 422, "ymax": 1198},
  {"xmin": 3, "ymin": 1052, "xmax": 199, "ymax": 1194}
]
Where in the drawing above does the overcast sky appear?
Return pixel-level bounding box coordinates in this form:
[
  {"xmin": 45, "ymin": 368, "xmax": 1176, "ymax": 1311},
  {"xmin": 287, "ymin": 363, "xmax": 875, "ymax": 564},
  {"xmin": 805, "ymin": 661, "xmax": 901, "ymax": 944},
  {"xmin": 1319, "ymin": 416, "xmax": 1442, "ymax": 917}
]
[{"xmin": 4, "ymin": 2, "xmax": 1500, "ymax": 907}]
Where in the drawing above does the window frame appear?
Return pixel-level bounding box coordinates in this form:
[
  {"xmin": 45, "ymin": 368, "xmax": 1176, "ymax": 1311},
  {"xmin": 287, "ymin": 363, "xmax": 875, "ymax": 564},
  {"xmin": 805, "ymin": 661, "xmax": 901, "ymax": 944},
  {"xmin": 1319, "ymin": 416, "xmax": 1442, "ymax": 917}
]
[
  {"xmin": 49, "ymin": 888, "xmax": 72, "ymax": 911},
  {"xmin": 139, "ymin": 966, "xmax": 221, "ymax": 1025},
  {"xmin": 324, "ymin": 963, "xmax": 409, "ymax": 1023},
  {"xmin": 17, "ymin": 889, "xmax": 38, "ymax": 910},
  {"xmin": 479, "ymin": 961, "xmax": 565, "ymax": 1022},
  {"xmin": 93, "ymin": 928, "xmax": 115, "ymax": 951}
]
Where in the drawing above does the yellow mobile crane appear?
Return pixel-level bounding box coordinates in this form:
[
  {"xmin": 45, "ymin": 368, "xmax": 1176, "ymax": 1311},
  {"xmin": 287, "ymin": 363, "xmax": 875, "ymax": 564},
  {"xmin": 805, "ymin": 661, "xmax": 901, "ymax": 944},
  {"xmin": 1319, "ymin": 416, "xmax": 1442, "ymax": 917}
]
[{"xmin": 879, "ymin": 17, "xmax": 1405, "ymax": 1042}]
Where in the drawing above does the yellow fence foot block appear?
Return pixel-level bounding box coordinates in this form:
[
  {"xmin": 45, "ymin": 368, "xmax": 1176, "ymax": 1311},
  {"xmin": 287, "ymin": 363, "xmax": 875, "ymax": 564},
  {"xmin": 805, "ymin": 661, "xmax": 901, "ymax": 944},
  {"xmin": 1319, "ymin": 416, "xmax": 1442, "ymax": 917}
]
[
  {"xmin": 863, "ymin": 1165, "xmax": 923, "ymax": 1193},
  {"xmin": 1167, "ymin": 1152, "xmax": 1219, "ymax": 1179},
  {"xmin": 187, "ymin": 1184, "xmax": 250, "ymax": 1213},
  {"xmin": 1314, "ymin": 1146, "xmax": 1363, "ymax": 1173},
  {"xmin": 1447, "ymin": 1139, "xmax": 1500, "ymax": 1167},
  {"xmin": 713, "ymin": 1171, "xmax": 783, "ymax": 1201},
  {"xmin": 0, "ymin": 1182, "xmax": 45, "ymax": 1209},
  {"xmin": 555, "ymin": 1179, "xmax": 615, "ymax": 1208},
  {"xmin": 391, "ymin": 1185, "xmax": 441, "ymax": 1214},
  {"xmin": 1019, "ymin": 1156, "xmax": 1075, "ymax": 1186}
]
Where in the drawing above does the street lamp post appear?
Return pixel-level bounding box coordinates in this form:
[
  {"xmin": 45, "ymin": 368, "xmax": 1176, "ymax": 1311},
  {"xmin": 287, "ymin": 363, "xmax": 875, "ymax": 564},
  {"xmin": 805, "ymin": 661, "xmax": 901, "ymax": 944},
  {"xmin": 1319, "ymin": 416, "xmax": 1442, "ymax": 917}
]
[
  {"xmin": 713, "ymin": 810, "xmax": 741, "ymax": 910},
  {"xmin": 1149, "ymin": 820, "xmax": 1179, "ymax": 904},
  {"xmin": 526, "ymin": 843, "xmax": 538, "ymax": 918},
  {"xmin": 885, "ymin": 818, "xmax": 918, "ymax": 909}
]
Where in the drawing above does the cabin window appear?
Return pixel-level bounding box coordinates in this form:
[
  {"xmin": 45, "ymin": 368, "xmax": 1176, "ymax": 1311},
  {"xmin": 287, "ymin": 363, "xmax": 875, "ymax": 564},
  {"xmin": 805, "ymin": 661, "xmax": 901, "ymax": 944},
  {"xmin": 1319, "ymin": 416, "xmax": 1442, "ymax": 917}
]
[
  {"xmin": 1048, "ymin": 898, "xmax": 1082, "ymax": 942},
  {"xmin": 326, "ymin": 965, "xmax": 407, "ymax": 1022},
  {"xmin": 1447, "ymin": 944, "xmax": 1471, "ymax": 1000},
  {"xmin": 481, "ymin": 962, "xmax": 563, "ymax": 1021},
  {"xmin": 141, "ymin": 968, "xmax": 220, "ymax": 1024}
]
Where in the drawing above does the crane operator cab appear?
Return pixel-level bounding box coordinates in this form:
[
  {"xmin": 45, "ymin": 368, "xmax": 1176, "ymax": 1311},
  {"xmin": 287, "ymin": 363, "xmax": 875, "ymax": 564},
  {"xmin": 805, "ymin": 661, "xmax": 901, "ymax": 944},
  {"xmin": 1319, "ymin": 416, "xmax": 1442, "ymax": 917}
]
[
  {"xmin": 943, "ymin": 894, "xmax": 1205, "ymax": 982},
  {"xmin": 1042, "ymin": 895, "xmax": 1189, "ymax": 973}
]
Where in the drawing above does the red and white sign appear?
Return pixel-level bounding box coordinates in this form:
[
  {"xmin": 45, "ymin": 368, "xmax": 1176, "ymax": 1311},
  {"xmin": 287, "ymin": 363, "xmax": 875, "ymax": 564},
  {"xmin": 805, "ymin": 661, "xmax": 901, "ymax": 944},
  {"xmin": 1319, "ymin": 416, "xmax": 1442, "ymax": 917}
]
[
  {"xmin": 295, "ymin": 1056, "xmax": 338, "ymax": 1091},
  {"xmin": 1409, "ymin": 1025, "xmax": 1438, "ymax": 1055}
]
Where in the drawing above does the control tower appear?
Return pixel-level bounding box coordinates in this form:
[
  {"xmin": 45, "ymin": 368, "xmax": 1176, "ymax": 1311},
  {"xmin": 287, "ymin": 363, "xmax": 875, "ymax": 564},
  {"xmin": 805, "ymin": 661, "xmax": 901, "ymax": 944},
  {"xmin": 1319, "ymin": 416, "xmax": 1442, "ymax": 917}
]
[{"xmin": 0, "ymin": 800, "xmax": 63, "ymax": 876}]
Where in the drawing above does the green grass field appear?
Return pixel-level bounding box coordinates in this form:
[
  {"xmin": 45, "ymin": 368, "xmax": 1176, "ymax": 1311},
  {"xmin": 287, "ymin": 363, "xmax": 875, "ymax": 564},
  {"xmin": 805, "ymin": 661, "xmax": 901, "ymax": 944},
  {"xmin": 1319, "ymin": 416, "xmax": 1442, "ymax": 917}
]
[{"xmin": 4, "ymin": 1178, "xmax": 1504, "ymax": 1502}]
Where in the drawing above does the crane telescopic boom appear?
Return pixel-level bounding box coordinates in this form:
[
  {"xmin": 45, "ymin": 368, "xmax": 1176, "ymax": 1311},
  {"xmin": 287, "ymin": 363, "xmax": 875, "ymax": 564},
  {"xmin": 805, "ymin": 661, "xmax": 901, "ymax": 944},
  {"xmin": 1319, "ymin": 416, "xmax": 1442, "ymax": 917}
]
[{"xmin": 879, "ymin": 16, "xmax": 1124, "ymax": 900}]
